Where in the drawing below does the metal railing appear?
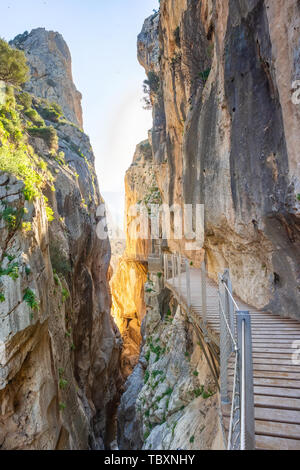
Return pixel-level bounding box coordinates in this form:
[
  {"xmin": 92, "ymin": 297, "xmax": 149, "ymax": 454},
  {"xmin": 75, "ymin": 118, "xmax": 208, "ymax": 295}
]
[
  {"xmin": 218, "ymin": 271, "xmax": 255, "ymax": 450},
  {"xmin": 163, "ymin": 252, "xmax": 255, "ymax": 450},
  {"xmin": 163, "ymin": 253, "xmax": 207, "ymax": 330}
]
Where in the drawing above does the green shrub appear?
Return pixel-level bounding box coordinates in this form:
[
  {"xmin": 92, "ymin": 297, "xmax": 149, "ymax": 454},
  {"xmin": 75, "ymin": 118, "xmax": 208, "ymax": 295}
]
[
  {"xmin": 152, "ymin": 370, "xmax": 163, "ymax": 379},
  {"xmin": 199, "ymin": 68, "xmax": 211, "ymax": 83},
  {"xmin": 59, "ymin": 402, "xmax": 66, "ymax": 411},
  {"xmin": 62, "ymin": 287, "xmax": 69, "ymax": 302},
  {"xmin": 23, "ymin": 288, "xmax": 39, "ymax": 311},
  {"xmin": 59, "ymin": 378, "xmax": 68, "ymax": 390},
  {"xmin": 0, "ymin": 38, "xmax": 29, "ymax": 85},
  {"xmin": 194, "ymin": 387, "xmax": 203, "ymax": 398},
  {"xmin": 0, "ymin": 292, "xmax": 5, "ymax": 302},
  {"xmin": 49, "ymin": 241, "xmax": 71, "ymax": 277},
  {"xmin": 17, "ymin": 92, "xmax": 32, "ymax": 110},
  {"xmin": 38, "ymin": 101, "xmax": 63, "ymax": 123},
  {"xmin": 0, "ymin": 262, "xmax": 19, "ymax": 280},
  {"xmin": 1, "ymin": 206, "xmax": 18, "ymax": 230},
  {"xmin": 24, "ymin": 108, "xmax": 45, "ymax": 127},
  {"xmin": 144, "ymin": 370, "xmax": 150, "ymax": 384},
  {"xmin": 0, "ymin": 145, "xmax": 43, "ymax": 201},
  {"xmin": 27, "ymin": 125, "xmax": 58, "ymax": 150}
]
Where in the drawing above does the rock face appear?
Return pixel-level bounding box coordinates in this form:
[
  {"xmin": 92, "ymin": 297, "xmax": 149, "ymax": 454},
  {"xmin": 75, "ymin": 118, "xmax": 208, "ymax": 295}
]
[
  {"xmin": 0, "ymin": 31, "xmax": 122, "ymax": 450},
  {"xmin": 118, "ymin": 0, "xmax": 300, "ymax": 451},
  {"xmin": 12, "ymin": 29, "xmax": 83, "ymax": 128},
  {"xmin": 137, "ymin": 0, "xmax": 300, "ymax": 319},
  {"xmin": 111, "ymin": 140, "xmax": 157, "ymax": 378},
  {"xmin": 118, "ymin": 272, "xmax": 223, "ymax": 450}
]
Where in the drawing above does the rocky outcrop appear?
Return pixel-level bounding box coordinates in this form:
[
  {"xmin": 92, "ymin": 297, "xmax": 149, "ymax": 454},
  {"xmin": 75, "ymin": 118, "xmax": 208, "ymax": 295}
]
[
  {"xmin": 11, "ymin": 29, "xmax": 83, "ymax": 128},
  {"xmin": 0, "ymin": 31, "xmax": 122, "ymax": 450},
  {"xmin": 118, "ymin": 272, "xmax": 223, "ymax": 450},
  {"xmin": 137, "ymin": 0, "xmax": 300, "ymax": 319}
]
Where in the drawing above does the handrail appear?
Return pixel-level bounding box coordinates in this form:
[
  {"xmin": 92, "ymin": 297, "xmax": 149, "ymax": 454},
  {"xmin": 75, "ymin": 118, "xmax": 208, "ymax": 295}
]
[{"xmin": 219, "ymin": 272, "xmax": 255, "ymax": 450}]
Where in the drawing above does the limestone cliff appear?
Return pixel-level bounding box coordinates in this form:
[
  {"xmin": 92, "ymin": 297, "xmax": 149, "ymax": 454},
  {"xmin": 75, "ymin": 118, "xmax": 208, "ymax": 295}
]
[
  {"xmin": 0, "ymin": 30, "xmax": 122, "ymax": 450},
  {"xmin": 11, "ymin": 29, "xmax": 83, "ymax": 129},
  {"xmin": 138, "ymin": 0, "xmax": 300, "ymax": 319},
  {"xmin": 118, "ymin": 0, "xmax": 300, "ymax": 451}
]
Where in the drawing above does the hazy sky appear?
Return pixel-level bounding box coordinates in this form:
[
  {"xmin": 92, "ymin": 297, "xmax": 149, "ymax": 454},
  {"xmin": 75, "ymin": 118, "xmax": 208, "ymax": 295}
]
[{"xmin": 1, "ymin": 0, "xmax": 159, "ymax": 228}]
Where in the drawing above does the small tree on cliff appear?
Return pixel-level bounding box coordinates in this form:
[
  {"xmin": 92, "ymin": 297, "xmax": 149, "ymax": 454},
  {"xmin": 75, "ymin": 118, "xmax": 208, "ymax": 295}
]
[{"xmin": 0, "ymin": 39, "xmax": 29, "ymax": 86}]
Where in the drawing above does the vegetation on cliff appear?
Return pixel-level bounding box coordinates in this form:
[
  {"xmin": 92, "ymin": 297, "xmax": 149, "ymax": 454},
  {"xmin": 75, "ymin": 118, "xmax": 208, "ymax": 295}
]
[{"xmin": 0, "ymin": 38, "xmax": 29, "ymax": 85}]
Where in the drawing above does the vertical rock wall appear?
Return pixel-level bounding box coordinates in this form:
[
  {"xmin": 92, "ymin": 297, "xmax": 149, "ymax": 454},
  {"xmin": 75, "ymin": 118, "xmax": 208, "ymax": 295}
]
[
  {"xmin": 0, "ymin": 29, "xmax": 122, "ymax": 450},
  {"xmin": 137, "ymin": 0, "xmax": 300, "ymax": 318},
  {"xmin": 118, "ymin": 0, "xmax": 300, "ymax": 451}
]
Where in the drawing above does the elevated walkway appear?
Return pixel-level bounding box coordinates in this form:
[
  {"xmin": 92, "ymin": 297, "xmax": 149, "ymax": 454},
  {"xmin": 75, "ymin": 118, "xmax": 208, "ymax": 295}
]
[{"xmin": 164, "ymin": 259, "xmax": 300, "ymax": 450}]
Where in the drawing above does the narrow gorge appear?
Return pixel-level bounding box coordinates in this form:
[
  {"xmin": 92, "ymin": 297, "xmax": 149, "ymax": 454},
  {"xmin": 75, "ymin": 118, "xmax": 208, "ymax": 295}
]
[{"xmin": 0, "ymin": 0, "xmax": 300, "ymax": 452}]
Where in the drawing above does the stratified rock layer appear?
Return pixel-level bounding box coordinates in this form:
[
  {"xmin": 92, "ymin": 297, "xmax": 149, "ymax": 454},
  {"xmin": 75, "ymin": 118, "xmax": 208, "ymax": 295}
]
[
  {"xmin": 138, "ymin": 0, "xmax": 300, "ymax": 318},
  {"xmin": 118, "ymin": 0, "xmax": 300, "ymax": 451},
  {"xmin": 0, "ymin": 30, "xmax": 122, "ymax": 450}
]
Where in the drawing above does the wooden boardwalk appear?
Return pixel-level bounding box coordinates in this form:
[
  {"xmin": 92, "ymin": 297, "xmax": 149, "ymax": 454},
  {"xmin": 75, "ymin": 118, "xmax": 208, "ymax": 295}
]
[{"xmin": 165, "ymin": 269, "xmax": 300, "ymax": 450}]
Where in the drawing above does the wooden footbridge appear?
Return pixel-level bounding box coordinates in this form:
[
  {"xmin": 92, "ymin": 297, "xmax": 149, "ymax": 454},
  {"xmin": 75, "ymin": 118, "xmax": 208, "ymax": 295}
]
[{"xmin": 158, "ymin": 253, "xmax": 300, "ymax": 450}]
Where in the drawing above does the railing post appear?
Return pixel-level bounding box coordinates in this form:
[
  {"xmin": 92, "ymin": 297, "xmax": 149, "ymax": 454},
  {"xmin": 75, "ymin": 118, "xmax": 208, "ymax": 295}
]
[
  {"xmin": 219, "ymin": 273, "xmax": 230, "ymax": 404},
  {"xmin": 236, "ymin": 311, "xmax": 255, "ymax": 450},
  {"xmin": 178, "ymin": 253, "xmax": 182, "ymax": 304},
  {"xmin": 171, "ymin": 254, "xmax": 175, "ymax": 284},
  {"xmin": 222, "ymin": 269, "xmax": 235, "ymax": 346},
  {"xmin": 201, "ymin": 260, "xmax": 207, "ymax": 332},
  {"xmin": 185, "ymin": 259, "xmax": 191, "ymax": 312}
]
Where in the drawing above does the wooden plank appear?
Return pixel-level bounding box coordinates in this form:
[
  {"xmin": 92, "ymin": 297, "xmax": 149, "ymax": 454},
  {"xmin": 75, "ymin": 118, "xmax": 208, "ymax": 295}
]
[
  {"xmin": 222, "ymin": 417, "xmax": 300, "ymax": 440},
  {"xmin": 255, "ymin": 435, "xmax": 300, "ymax": 450},
  {"xmin": 254, "ymin": 387, "xmax": 300, "ymax": 399},
  {"xmin": 252, "ymin": 347, "xmax": 298, "ymax": 353},
  {"xmin": 252, "ymin": 342, "xmax": 297, "ymax": 347},
  {"xmin": 254, "ymin": 420, "xmax": 300, "ymax": 440},
  {"xmin": 252, "ymin": 338, "xmax": 299, "ymax": 343},
  {"xmin": 229, "ymin": 377, "xmax": 300, "ymax": 388},
  {"xmin": 229, "ymin": 370, "xmax": 300, "ymax": 380},
  {"xmin": 252, "ymin": 353, "xmax": 294, "ymax": 359},
  {"xmin": 253, "ymin": 357, "xmax": 299, "ymax": 368},
  {"xmin": 229, "ymin": 363, "xmax": 300, "ymax": 373},
  {"xmin": 254, "ymin": 395, "xmax": 300, "ymax": 411},
  {"xmin": 254, "ymin": 407, "xmax": 300, "ymax": 424}
]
